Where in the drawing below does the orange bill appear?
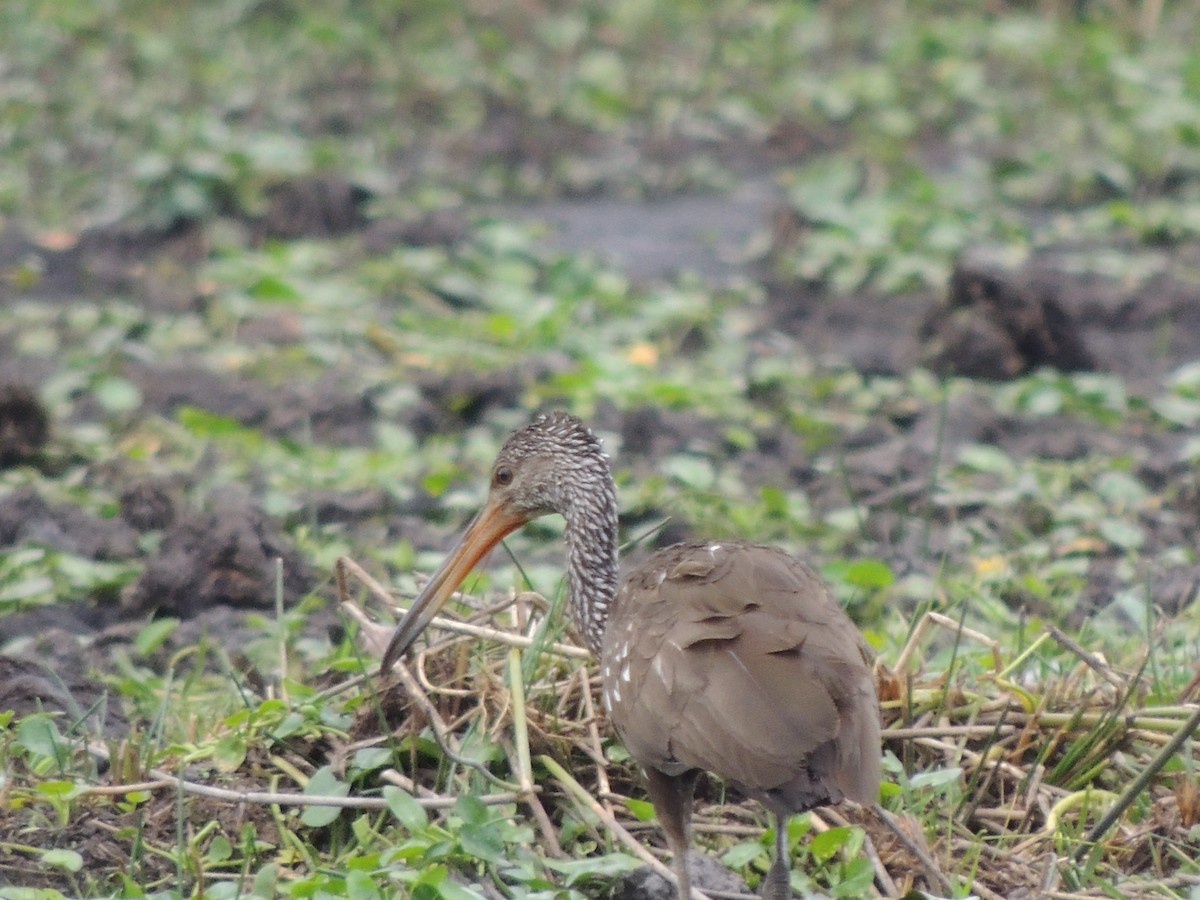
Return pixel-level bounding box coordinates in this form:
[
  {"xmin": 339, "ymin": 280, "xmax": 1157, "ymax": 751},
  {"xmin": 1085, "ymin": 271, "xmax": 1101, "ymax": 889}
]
[{"xmin": 380, "ymin": 497, "xmax": 528, "ymax": 672}]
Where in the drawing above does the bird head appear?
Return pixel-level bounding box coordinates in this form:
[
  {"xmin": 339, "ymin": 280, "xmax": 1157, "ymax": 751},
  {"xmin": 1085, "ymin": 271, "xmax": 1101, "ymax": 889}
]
[{"xmin": 379, "ymin": 411, "xmax": 611, "ymax": 671}]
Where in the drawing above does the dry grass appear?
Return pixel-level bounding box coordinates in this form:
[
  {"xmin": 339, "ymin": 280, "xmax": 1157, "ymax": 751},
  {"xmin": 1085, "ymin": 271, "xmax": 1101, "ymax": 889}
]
[
  {"xmin": 337, "ymin": 558, "xmax": 1200, "ymax": 899},
  {"xmin": 9, "ymin": 559, "xmax": 1194, "ymax": 895}
]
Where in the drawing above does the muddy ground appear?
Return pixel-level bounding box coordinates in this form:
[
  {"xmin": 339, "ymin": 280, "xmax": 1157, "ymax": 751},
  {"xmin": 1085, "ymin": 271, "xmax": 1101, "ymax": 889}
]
[{"xmin": 1, "ymin": 149, "xmax": 1200, "ymax": 892}]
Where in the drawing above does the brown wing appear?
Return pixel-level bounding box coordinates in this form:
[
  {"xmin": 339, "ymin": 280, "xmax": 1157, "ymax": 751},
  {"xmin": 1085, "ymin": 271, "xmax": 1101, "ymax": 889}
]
[{"xmin": 601, "ymin": 541, "xmax": 880, "ymax": 813}]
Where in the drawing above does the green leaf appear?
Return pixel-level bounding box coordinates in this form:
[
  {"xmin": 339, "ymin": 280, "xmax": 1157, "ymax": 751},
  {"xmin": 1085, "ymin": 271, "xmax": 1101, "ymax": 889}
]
[
  {"xmin": 134, "ymin": 618, "xmax": 179, "ymax": 656},
  {"xmin": 1151, "ymin": 394, "xmax": 1200, "ymax": 427},
  {"xmin": 843, "ymin": 558, "xmax": 895, "ymax": 589},
  {"xmin": 214, "ymin": 733, "xmax": 247, "ymax": 771},
  {"xmin": 956, "ymin": 443, "xmax": 1015, "ymax": 475},
  {"xmin": 545, "ymin": 852, "xmax": 642, "ymax": 883},
  {"xmin": 433, "ymin": 882, "xmax": 484, "ymax": 900},
  {"xmin": 788, "ymin": 156, "xmax": 862, "ymax": 218},
  {"xmin": 176, "ymin": 407, "xmax": 247, "ymax": 437},
  {"xmin": 300, "ymin": 765, "xmax": 351, "ymax": 828},
  {"xmin": 272, "ymin": 711, "xmax": 306, "ymax": 740},
  {"xmin": 457, "ymin": 729, "xmax": 503, "ymax": 766},
  {"xmin": 0, "ymin": 574, "xmax": 54, "ymax": 605},
  {"xmin": 93, "ymin": 375, "xmax": 142, "ymax": 414},
  {"xmin": 384, "ymin": 786, "xmax": 428, "ymax": 831},
  {"xmin": 41, "ymin": 848, "xmax": 83, "ymax": 872},
  {"xmin": 909, "ymin": 766, "xmax": 962, "ymax": 791},
  {"xmin": 206, "ymin": 834, "xmax": 233, "ymax": 863},
  {"xmin": 1094, "ymin": 471, "xmax": 1146, "ymax": 507},
  {"xmin": 344, "ymin": 870, "xmax": 382, "ymax": 900},
  {"xmin": 759, "ymin": 485, "xmax": 788, "ymax": 517},
  {"xmin": 458, "ymin": 821, "xmax": 505, "ymax": 864},
  {"xmin": 252, "ymin": 863, "xmax": 279, "ymax": 897},
  {"xmin": 662, "ymin": 454, "xmax": 715, "ymax": 490},
  {"xmin": 809, "ymin": 825, "xmax": 852, "ymax": 862},
  {"xmin": 352, "ymin": 747, "xmax": 393, "ymax": 774},
  {"xmin": 199, "ymin": 883, "xmax": 243, "ymax": 900},
  {"xmin": 879, "ymin": 781, "xmax": 902, "ymax": 800},
  {"xmin": 453, "ymin": 793, "xmax": 488, "ymax": 826},
  {"xmin": 248, "ymin": 274, "xmax": 301, "ymax": 302},
  {"xmin": 832, "ymin": 854, "xmax": 876, "ymax": 896},
  {"xmin": 1098, "ymin": 519, "xmax": 1143, "ymax": 550},
  {"xmin": 623, "ymin": 797, "xmax": 655, "ymax": 821},
  {"xmin": 0, "ymin": 889, "xmax": 70, "ymax": 900},
  {"xmin": 36, "ymin": 779, "xmax": 76, "ymax": 797},
  {"xmin": 15, "ymin": 714, "xmax": 69, "ymax": 765},
  {"xmin": 720, "ymin": 840, "xmax": 764, "ymax": 869}
]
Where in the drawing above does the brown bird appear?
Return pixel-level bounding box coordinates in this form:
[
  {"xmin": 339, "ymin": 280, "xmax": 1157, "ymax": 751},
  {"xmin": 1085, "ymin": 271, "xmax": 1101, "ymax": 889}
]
[{"xmin": 381, "ymin": 412, "xmax": 881, "ymax": 899}]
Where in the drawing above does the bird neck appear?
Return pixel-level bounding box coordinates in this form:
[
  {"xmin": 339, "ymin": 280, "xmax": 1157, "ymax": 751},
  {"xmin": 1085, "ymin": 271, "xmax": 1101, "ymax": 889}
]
[{"xmin": 562, "ymin": 483, "xmax": 620, "ymax": 656}]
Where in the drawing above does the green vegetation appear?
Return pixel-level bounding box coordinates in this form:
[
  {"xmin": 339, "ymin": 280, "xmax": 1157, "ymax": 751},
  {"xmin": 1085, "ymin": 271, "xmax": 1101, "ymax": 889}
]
[{"xmin": 1, "ymin": 0, "xmax": 1199, "ymax": 898}]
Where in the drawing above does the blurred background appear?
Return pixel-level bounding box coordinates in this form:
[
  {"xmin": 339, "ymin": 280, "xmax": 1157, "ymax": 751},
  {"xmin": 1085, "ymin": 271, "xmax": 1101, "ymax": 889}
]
[{"xmin": 1, "ymin": 1, "xmax": 1199, "ymax": 897}]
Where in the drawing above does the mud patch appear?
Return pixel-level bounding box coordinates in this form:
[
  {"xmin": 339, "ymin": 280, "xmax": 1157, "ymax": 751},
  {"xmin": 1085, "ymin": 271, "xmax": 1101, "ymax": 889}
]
[
  {"xmin": 362, "ymin": 209, "xmax": 471, "ymax": 253},
  {"xmin": 128, "ymin": 363, "xmax": 378, "ymax": 446},
  {"xmin": 0, "ymin": 487, "xmax": 138, "ymax": 561},
  {"xmin": 123, "ymin": 498, "xmax": 313, "ymax": 618},
  {"xmin": 0, "ymin": 774, "xmax": 280, "ymax": 892},
  {"xmin": 614, "ymin": 850, "xmax": 749, "ymax": 900},
  {"xmin": 118, "ymin": 478, "xmax": 178, "ymax": 532},
  {"xmin": 515, "ymin": 175, "xmax": 774, "ymax": 282},
  {"xmin": 256, "ymin": 175, "xmax": 371, "ymax": 241},
  {"xmin": 922, "ymin": 249, "xmax": 1097, "ymax": 378},
  {"xmin": 409, "ymin": 365, "xmax": 539, "ymax": 439},
  {"xmin": 0, "ymin": 383, "xmax": 50, "ymax": 468},
  {"xmin": 0, "ymin": 654, "xmax": 125, "ymax": 738},
  {"xmin": 0, "ymin": 220, "xmax": 207, "ymax": 312},
  {"xmin": 918, "ymin": 243, "xmax": 1200, "ymax": 388}
]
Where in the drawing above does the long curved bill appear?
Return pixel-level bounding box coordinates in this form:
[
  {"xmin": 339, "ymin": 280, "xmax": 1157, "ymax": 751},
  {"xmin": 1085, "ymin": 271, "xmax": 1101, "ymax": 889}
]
[{"xmin": 380, "ymin": 497, "xmax": 528, "ymax": 673}]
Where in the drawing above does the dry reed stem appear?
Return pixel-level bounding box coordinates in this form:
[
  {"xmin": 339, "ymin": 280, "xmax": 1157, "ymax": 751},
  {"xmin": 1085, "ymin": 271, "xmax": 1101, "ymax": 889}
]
[
  {"xmin": 83, "ymin": 744, "xmax": 528, "ymax": 810},
  {"xmin": 503, "ymin": 636, "xmax": 567, "ymax": 858},
  {"xmin": 387, "ymin": 653, "xmax": 520, "ymax": 790},
  {"xmin": 337, "ymin": 555, "xmax": 589, "ymax": 659}
]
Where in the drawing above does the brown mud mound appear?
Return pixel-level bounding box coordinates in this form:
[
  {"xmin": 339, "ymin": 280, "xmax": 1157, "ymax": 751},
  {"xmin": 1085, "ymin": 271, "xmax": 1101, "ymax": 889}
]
[
  {"xmin": 0, "ymin": 654, "xmax": 125, "ymax": 738},
  {"xmin": 123, "ymin": 499, "xmax": 313, "ymax": 618},
  {"xmin": 0, "ymin": 487, "xmax": 138, "ymax": 562},
  {"xmin": 922, "ymin": 250, "xmax": 1097, "ymax": 378},
  {"xmin": 919, "ymin": 243, "xmax": 1200, "ymax": 387},
  {"xmin": 127, "ymin": 364, "xmax": 379, "ymax": 446},
  {"xmin": 0, "ymin": 383, "xmax": 50, "ymax": 468}
]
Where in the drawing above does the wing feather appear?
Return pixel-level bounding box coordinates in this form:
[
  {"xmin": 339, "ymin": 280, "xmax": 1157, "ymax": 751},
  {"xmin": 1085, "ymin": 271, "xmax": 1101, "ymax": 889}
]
[{"xmin": 603, "ymin": 541, "xmax": 880, "ymax": 810}]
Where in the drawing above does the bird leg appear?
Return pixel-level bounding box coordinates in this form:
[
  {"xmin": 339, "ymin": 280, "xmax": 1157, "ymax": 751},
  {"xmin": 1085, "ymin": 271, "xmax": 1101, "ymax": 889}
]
[
  {"xmin": 642, "ymin": 767, "xmax": 698, "ymax": 899},
  {"xmin": 760, "ymin": 812, "xmax": 792, "ymax": 899}
]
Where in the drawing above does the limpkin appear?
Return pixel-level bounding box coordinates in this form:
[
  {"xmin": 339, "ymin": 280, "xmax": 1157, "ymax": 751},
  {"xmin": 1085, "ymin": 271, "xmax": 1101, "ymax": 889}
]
[{"xmin": 381, "ymin": 412, "xmax": 881, "ymax": 899}]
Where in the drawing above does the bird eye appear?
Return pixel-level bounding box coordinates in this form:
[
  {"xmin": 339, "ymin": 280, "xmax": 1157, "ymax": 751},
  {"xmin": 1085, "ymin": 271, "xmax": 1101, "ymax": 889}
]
[{"xmin": 493, "ymin": 465, "xmax": 513, "ymax": 486}]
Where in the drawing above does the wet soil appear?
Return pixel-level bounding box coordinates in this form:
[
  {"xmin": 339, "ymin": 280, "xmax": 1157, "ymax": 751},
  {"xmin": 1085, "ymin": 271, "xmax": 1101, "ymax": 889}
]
[
  {"xmin": 2, "ymin": 141, "xmax": 1200, "ymax": 895},
  {"xmin": 2, "ymin": 187, "xmax": 1197, "ymax": 582}
]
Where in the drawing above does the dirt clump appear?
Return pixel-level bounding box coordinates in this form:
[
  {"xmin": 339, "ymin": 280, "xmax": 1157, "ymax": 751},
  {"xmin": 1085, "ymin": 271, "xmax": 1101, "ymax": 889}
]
[
  {"xmin": 0, "ymin": 383, "xmax": 50, "ymax": 468},
  {"xmin": 118, "ymin": 478, "xmax": 178, "ymax": 531},
  {"xmin": 409, "ymin": 365, "xmax": 532, "ymax": 439},
  {"xmin": 128, "ymin": 363, "xmax": 378, "ymax": 445},
  {"xmin": 613, "ymin": 850, "xmax": 749, "ymax": 900},
  {"xmin": 123, "ymin": 498, "xmax": 313, "ymax": 618},
  {"xmin": 922, "ymin": 250, "xmax": 1096, "ymax": 379},
  {"xmin": 257, "ymin": 175, "xmax": 371, "ymax": 240},
  {"xmin": 0, "ymin": 486, "xmax": 138, "ymax": 561},
  {"xmin": 0, "ymin": 654, "xmax": 125, "ymax": 738}
]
